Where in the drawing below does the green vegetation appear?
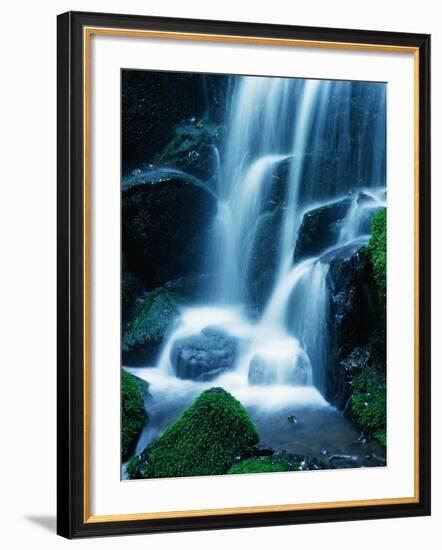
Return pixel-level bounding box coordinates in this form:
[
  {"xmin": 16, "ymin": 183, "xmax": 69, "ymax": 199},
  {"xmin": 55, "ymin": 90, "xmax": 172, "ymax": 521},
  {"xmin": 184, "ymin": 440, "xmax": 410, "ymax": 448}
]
[
  {"xmin": 122, "ymin": 370, "xmax": 148, "ymax": 461},
  {"xmin": 229, "ymin": 457, "xmax": 296, "ymax": 475},
  {"xmin": 348, "ymin": 208, "xmax": 387, "ymax": 447},
  {"xmin": 122, "ymin": 287, "xmax": 180, "ymax": 363},
  {"xmin": 351, "ymin": 366, "xmax": 386, "ymax": 446},
  {"xmin": 126, "ymin": 388, "xmax": 259, "ymax": 479},
  {"xmin": 366, "ymin": 208, "xmax": 386, "ymax": 307}
]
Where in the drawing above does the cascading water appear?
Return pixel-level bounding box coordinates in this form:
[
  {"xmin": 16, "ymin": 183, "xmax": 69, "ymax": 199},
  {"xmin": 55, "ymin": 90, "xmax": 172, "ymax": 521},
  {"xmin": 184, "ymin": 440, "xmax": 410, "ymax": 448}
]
[{"xmin": 126, "ymin": 76, "xmax": 386, "ymax": 460}]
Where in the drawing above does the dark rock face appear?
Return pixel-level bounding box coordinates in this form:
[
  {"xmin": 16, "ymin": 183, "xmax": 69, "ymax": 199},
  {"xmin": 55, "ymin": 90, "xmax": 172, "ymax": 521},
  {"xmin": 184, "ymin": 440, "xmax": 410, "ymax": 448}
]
[
  {"xmin": 157, "ymin": 122, "xmax": 220, "ymax": 182},
  {"xmin": 163, "ymin": 273, "xmax": 214, "ymax": 302},
  {"xmin": 170, "ymin": 327, "xmax": 238, "ymax": 381},
  {"xmin": 122, "ymin": 257, "xmax": 147, "ymax": 331},
  {"xmin": 246, "ymin": 158, "xmax": 294, "ymax": 311},
  {"xmin": 122, "ymin": 70, "xmax": 228, "ymax": 173},
  {"xmin": 262, "ymin": 158, "xmax": 292, "ymax": 211},
  {"xmin": 122, "ymin": 178, "xmax": 216, "ymax": 289},
  {"xmin": 328, "ymin": 347, "xmax": 371, "ymax": 412},
  {"xmin": 294, "ymin": 197, "xmax": 352, "ymax": 261},
  {"xmin": 323, "ymin": 246, "xmax": 376, "ymax": 407},
  {"xmin": 122, "ymin": 288, "xmax": 180, "ymax": 366},
  {"xmin": 247, "ymin": 206, "xmax": 283, "ymax": 311}
]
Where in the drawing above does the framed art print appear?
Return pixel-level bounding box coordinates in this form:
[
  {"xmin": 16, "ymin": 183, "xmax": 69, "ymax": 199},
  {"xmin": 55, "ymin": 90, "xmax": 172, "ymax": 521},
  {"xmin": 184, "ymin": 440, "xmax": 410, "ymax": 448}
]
[{"xmin": 57, "ymin": 11, "xmax": 431, "ymax": 538}]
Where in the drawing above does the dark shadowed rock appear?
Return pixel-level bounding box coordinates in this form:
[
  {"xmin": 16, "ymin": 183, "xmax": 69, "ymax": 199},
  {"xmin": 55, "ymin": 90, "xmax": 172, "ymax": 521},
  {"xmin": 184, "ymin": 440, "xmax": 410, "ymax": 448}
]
[
  {"xmin": 122, "ymin": 257, "xmax": 147, "ymax": 331},
  {"xmin": 156, "ymin": 122, "xmax": 221, "ymax": 181},
  {"xmin": 247, "ymin": 206, "xmax": 283, "ymax": 311},
  {"xmin": 170, "ymin": 327, "xmax": 238, "ymax": 381},
  {"xmin": 122, "ymin": 178, "xmax": 216, "ymax": 289},
  {"xmin": 294, "ymin": 197, "xmax": 352, "ymax": 261},
  {"xmin": 122, "ymin": 71, "xmax": 228, "ymax": 173},
  {"xmin": 323, "ymin": 244, "xmax": 376, "ymax": 407},
  {"xmin": 329, "ymin": 454, "xmax": 360, "ymax": 469}
]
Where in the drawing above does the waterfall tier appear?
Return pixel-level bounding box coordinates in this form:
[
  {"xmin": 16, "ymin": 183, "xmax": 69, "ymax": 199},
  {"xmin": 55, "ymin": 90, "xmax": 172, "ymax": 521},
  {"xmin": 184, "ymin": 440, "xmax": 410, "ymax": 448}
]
[{"xmin": 140, "ymin": 76, "xmax": 386, "ymax": 399}]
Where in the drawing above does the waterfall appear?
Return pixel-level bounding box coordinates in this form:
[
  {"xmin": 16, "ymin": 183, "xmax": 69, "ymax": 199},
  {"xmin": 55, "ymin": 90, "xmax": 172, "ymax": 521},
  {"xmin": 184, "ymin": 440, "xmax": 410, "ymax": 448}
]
[
  {"xmin": 148, "ymin": 76, "xmax": 386, "ymax": 402},
  {"xmin": 211, "ymin": 153, "xmax": 290, "ymax": 304}
]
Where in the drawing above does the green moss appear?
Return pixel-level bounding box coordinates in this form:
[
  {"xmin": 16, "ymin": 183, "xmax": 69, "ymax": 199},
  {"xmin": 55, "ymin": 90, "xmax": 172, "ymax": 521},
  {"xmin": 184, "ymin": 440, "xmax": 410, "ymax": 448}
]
[
  {"xmin": 126, "ymin": 388, "xmax": 259, "ymax": 479},
  {"xmin": 122, "ymin": 287, "xmax": 180, "ymax": 363},
  {"xmin": 367, "ymin": 208, "xmax": 386, "ymax": 306},
  {"xmin": 351, "ymin": 366, "xmax": 386, "ymax": 446},
  {"xmin": 229, "ymin": 457, "xmax": 294, "ymax": 475},
  {"xmin": 122, "ymin": 370, "xmax": 148, "ymax": 461}
]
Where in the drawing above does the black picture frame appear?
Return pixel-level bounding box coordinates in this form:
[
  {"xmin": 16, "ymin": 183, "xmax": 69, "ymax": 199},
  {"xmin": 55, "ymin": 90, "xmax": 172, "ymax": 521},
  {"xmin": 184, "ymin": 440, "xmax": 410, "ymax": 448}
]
[{"xmin": 57, "ymin": 10, "xmax": 431, "ymax": 539}]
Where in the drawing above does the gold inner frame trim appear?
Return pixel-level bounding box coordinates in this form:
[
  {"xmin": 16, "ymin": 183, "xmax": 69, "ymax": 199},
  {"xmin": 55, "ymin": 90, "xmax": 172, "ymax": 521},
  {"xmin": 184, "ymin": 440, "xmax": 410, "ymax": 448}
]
[{"xmin": 83, "ymin": 26, "xmax": 420, "ymax": 524}]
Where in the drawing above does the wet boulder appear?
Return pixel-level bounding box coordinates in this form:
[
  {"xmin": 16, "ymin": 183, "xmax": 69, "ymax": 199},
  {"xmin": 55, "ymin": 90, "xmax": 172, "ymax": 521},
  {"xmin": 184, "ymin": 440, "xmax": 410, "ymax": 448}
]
[
  {"xmin": 122, "ymin": 177, "xmax": 216, "ymax": 289},
  {"xmin": 122, "ymin": 288, "xmax": 180, "ymax": 366},
  {"xmin": 170, "ymin": 327, "xmax": 238, "ymax": 381},
  {"xmin": 126, "ymin": 387, "xmax": 258, "ymax": 479},
  {"xmin": 261, "ymin": 157, "xmax": 292, "ymax": 212},
  {"xmin": 294, "ymin": 197, "xmax": 352, "ymax": 261}
]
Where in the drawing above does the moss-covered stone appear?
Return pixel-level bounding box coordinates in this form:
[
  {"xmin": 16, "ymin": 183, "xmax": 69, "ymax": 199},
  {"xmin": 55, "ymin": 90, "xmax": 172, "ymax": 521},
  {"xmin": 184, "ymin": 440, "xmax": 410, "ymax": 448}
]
[
  {"xmin": 366, "ymin": 208, "xmax": 386, "ymax": 312},
  {"xmin": 126, "ymin": 388, "xmax": 259, "ymax": 479},
  {"xmin": 229, "ymin": 457, "xmax": 293, "ymax": 474},
  {"xmin": 351, "ymin": 365, "xmax": 386, "ymax": 446},
  {"xmin": 122, "ymin": 371, "xmax": 148, "ymax": 462},
  {"xmin": 122, "ymin": 287, "xmax": 180, "ymax": 366}
]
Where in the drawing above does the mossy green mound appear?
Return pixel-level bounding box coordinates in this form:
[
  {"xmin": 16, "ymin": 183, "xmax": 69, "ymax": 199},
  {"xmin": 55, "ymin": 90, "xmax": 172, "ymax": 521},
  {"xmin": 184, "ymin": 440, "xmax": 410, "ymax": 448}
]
[
  {"xmin": 126, "ymin": 388, "xmax": 259, "ymax": 479},
  {"xmin": 122, "ymin": 370, "xmax": 148, "ymax": 461},
  {"xmin": 229, "ymin": 457, "xmax": 293, "ymax": 475}
]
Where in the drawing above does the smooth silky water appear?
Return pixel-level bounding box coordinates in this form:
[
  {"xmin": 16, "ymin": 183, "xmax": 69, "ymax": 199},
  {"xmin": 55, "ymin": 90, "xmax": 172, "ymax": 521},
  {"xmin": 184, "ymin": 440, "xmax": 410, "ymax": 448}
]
[{"xmin": 123, "ymin": 77, "xmax": 387, "ymax": 474}]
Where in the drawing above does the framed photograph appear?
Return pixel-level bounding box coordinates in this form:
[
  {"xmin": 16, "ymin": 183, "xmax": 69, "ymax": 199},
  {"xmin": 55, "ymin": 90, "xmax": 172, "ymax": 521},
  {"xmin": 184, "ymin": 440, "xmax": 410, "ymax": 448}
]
[{"xmin": 57, "ymin": 11, "xmax": 431, "ymax": 538}]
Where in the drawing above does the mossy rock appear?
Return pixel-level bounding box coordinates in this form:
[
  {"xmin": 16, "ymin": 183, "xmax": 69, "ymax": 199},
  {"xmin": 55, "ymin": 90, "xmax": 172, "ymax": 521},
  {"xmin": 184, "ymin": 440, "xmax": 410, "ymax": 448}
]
[
  {"xmin": 351, "ymin": 364, "xmax": 386, "ymax": 446},
  {"xmin": 229, "ymin": 457, "xmax": 293, "ymax": 475},
  {"xmin": 366, "ymin": 208, "xmax": 386, "ymax": 311},
  {"xmin": 122, "ymin": 371, "xmax": 148, "ymax": 462},
  {"xmin": 126, "ymin": 388, "xmax": 259, "ymax": 479},
  {"xmin": 122, "ymin": 287, "xmax": 180, "ymax": 366}
]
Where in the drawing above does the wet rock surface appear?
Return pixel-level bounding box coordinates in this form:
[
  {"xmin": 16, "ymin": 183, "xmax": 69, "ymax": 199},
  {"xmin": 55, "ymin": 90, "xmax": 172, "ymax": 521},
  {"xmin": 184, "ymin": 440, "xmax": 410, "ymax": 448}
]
[
  {"xmin": 294, "ymin": 197, "xmax": 352, "ymax": 261},
  {"xmin": 170, "ymin": 327, "xmax": 238, "ymax": 381},
  {"xmin": 323, "ymin": 246, "xmax": 376, "ymax": 407},
  {"xmin": 122, "ymin": 288, "xmax": 180, "ymax": 366}
]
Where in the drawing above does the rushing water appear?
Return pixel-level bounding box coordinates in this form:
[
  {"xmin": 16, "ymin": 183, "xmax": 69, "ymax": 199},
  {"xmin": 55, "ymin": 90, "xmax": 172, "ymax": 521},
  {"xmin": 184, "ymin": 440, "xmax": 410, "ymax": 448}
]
[{"xmin": 125, "ymin": 76, "xmax": 387, "ymax": 465}]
